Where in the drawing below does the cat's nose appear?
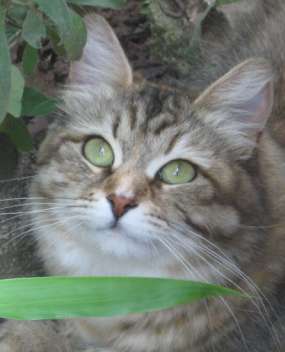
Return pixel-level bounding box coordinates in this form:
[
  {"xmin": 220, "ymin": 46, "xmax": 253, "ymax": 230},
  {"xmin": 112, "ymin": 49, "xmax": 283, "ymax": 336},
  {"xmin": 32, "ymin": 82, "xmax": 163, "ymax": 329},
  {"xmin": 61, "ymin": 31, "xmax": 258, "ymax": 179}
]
[{"xmin": 107, "ymin": 194, "xmax": 138, "ymax": 219}]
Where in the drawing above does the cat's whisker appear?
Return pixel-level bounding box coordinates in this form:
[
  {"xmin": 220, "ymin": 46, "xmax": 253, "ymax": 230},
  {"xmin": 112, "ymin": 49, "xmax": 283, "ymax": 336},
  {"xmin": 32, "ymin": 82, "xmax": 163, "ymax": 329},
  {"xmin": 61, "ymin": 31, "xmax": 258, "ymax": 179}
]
[
  {"xmin": 167, "ymin": 230, "xmax": 281, "ymax": 350},
  {"xmin": 3, "ymin": 219, "xmax": 52, "ymax": 249},
  {"xmin": 153, "ymin": 218, "xmax": 275, "ymax": 330},
  {"xmin": 170, "ymin": 230, "xmax": 266, "ymax": 304},
  {"xmin": 0, "ymin": 175, "xmax": 35, "ymax": 184},
  {"xmin": 218, "ymin": 297, "xmax": 249, "ymax": 352},
  {"xmin": 236, "ymin": 222, "xmax": 285, "ymax": 230},
  {"xmin": 155, "ymin": 236, "xmax": 204, "ymax": 281},
  {"xmin": 166, "ymin": 233, "xmax": 281, "ymax": 350},
  {"xmin": 0, "ymin": 208, "xmax": 77, "ymax": 241},
  {"xmin": 0, "ymin": 202, "xmax": 78, "ymax": 212},
  {"xmin": 149, "ymin": 238, "xmax": 160, "ymax": 258},
  {"xmin": 3, "ymin": 214, "xmax": 80, "ymax": 249},
  {"xmin": 0, "ymin": 196, "xmax": 81, "ymax": 203},
  {"xmin": 0, "ymin": 206, "xmax": 75, "ymax": 228},
  {"xmin": 172, "ymin": 224, "xmax": 271, "ymax": 305},
  {"xmin": 1, "ymin": 213, "xmax": 61, "ymax": 246},
  {"xmin": 0, "ymin": 205, "xmax": 84, "ymax": 216},
  {"xmin": 155, "ymin": 234, "xmax": 250, "ymax": 350},
  {"xmin": 187, "ymin": 229, "xmax": 277, "ymax": 319},
  {"xmin": 202, "ymin": 300, "xmax": 217, "ymax": 352}
]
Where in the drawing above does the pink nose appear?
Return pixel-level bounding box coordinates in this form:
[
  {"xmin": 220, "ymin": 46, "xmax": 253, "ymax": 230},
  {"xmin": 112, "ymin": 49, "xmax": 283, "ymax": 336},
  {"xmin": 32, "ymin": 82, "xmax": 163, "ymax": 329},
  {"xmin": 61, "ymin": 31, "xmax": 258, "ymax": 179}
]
[{"xmin": 107, "ymin": 194, "xmax": 138, "ymax": 218}]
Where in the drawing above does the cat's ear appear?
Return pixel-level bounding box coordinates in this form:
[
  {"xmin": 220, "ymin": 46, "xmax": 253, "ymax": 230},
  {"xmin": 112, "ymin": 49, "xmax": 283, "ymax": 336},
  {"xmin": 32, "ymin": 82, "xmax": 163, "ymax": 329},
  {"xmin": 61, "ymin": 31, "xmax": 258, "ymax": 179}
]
[
  {"xmin": 69, "ymin": 14, "xmax": 133, "ymax": 89},
  {"xmin": 194, "ymin": 58, "xmax": 274, "ymax": 157}
]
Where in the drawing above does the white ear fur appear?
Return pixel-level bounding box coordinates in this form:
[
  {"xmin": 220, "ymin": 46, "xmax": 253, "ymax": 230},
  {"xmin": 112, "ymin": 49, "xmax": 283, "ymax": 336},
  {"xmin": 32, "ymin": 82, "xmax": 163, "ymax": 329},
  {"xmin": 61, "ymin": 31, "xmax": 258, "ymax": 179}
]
[
  {"xmin": 69, "ymin": 14, "xmax": 133, "ymax": 89},
  {"xmin": 194, "ymin": 58, "xmax": 274, "ymax": 154}
]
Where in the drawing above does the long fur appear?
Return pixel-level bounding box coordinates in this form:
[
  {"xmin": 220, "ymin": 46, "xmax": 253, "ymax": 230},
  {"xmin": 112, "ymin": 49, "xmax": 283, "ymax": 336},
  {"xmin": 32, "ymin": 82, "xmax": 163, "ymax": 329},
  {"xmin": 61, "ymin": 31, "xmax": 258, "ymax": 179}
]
[{"xmin": 1, "ymin": 1, "xmax": 285, "ymax": 351}]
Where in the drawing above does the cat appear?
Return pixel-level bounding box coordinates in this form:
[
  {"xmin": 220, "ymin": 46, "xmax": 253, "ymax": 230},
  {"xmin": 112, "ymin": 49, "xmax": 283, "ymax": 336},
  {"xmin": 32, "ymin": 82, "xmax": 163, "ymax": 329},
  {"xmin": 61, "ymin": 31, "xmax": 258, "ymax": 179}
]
[{"xmin": 1, "ymin": 0, "xmax": 285, "ymax": 351}]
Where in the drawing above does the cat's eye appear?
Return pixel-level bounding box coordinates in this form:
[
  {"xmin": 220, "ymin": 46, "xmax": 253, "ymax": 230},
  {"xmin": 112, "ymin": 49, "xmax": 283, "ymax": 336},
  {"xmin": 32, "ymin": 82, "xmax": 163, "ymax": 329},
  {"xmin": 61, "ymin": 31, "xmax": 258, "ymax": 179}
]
[
  {"xmin": 83, "ymin": 137, "xmax": 114, "ymax": 168},
  {"xmin": 158, "ymin": 160, "xmax": 196, "ymax": 185}
]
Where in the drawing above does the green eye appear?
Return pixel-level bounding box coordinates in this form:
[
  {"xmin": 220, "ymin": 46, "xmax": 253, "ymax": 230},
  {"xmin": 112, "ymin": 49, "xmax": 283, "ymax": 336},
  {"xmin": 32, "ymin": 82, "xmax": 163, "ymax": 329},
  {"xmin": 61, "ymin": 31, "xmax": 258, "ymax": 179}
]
[
  {"xmin": 83, "ymin": 137, "xmax": 114, "ymax": 168},
  {"xmin": 159, "ymin": 160, "xmax": 196, "ymax": 185}
]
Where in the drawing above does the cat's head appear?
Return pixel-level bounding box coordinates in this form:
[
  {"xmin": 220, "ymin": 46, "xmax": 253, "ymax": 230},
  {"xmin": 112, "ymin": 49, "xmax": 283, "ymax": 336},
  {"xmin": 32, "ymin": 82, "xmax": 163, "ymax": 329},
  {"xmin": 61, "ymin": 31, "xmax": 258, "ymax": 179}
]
[{"xmin": 31, "ymin": 15, "xmax": 274, "ymax": 280}]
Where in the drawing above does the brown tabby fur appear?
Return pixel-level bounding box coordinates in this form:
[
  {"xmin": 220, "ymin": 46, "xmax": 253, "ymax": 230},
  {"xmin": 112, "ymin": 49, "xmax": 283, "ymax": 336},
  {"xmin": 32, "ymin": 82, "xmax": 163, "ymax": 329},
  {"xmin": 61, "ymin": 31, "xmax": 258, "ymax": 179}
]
[{"xmin": 1, "ymin": 0, "xmax": 285, "ymax": 351}]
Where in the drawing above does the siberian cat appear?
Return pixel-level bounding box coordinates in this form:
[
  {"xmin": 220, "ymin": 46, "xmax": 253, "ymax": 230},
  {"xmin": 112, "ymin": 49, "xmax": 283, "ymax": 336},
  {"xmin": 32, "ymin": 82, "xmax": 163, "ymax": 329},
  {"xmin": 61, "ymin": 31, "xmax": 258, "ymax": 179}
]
[{"xmin": 1, "ymin": 0, "xmax": 285, "ymax": 351}]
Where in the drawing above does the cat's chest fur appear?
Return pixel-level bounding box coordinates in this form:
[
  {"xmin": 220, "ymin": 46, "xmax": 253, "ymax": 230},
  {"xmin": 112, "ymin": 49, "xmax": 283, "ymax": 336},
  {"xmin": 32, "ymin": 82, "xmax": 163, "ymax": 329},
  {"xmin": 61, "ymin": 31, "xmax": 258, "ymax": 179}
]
[{"xmin": 72, "ymin": 305, "xmax": 213, "ymax": 352}]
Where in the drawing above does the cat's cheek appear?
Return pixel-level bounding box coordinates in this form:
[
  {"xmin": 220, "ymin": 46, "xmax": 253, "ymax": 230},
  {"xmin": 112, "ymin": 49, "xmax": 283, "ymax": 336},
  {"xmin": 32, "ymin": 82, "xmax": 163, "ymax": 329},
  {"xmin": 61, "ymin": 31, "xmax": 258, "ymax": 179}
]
[{"xmin": 191, "ymin": 205, "xmax": 240, "ymax": 237}]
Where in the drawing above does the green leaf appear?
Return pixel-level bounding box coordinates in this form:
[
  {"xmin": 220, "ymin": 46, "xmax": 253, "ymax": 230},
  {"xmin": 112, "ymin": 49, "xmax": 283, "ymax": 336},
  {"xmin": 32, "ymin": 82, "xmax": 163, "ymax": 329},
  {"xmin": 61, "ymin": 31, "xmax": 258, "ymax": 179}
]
[
  {"xmin": 0, "ymin": 276, "xmax": 243, "ymax": 320},
  {"xmin": 64, "ymin": 8, "xmax": 87, "ymax": 60},
  {"xmin": 5, "ymin": 24, "xmax": 20, "ymax": 43},
  {"xmin": 22, "ymin": 88, "xmax": 57, "ymax": 116},
  {"xmin": 67, "ymin": 0, "xmax": 127, "ymax": 9},
  {"xmin": 7, "ymin": 3, "xmax": 28, "ymax": 26},
  {"xmin": 7, "ymin": 66, "xmax": 25, "ymax": 118},
  {"xmin": 0, "ymin": 4, "xmax": 11, "ymax": 123},
  {"xmin": 0, "ymin": 115, "xmax": 33, "ymax": 152},
  {"xmin": 47, "ymin": 27, "xmax": 66, "ymax": 56},
  {"xmin": 33, "ymin": 0, "xmax": 87, "ymax": 59},
  {"xmin": 22, "ymin": 44, "xmax": 38, "ymax": 75},
  {"xmin": 22, "ymin": 10, "xmax": 46, "ymax": 48}
]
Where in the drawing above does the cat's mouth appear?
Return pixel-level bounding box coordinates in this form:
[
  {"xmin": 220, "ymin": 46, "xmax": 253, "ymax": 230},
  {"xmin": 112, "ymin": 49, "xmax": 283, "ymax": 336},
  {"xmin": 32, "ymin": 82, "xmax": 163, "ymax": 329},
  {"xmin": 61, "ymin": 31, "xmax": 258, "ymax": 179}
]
[
  {"xmin": 99, "ymin": 219, "xmax": 153, "ymax": 247},
  {"xmin": 109, "ymin": 218, "xmax": 120, "ymax": 229}
]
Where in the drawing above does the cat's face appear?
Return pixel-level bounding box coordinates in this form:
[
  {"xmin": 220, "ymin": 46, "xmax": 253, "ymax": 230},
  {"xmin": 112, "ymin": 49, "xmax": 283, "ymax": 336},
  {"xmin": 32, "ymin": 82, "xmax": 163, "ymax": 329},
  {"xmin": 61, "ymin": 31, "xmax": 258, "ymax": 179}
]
[{"xmin": 31, "ymin": 15, "xmax": 274, "ymax": 281}]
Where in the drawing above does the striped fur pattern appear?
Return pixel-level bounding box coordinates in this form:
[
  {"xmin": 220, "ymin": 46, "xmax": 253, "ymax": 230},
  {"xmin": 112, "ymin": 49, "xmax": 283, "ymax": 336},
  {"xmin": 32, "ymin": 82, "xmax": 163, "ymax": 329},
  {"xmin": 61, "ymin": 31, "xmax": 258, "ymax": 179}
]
[{"xmin": 19, "ymin": 4, "xmax": 285, "ymax": 352}]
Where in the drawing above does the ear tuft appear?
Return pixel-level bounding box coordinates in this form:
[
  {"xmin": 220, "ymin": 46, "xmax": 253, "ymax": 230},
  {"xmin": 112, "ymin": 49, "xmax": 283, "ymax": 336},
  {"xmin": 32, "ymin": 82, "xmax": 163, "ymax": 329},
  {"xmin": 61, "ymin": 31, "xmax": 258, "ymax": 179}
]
[
  {"xmin": 69, "ymin": 14, "xmax": 133, "ymax": 89},
  {"xmin": 194, "ymin": 58, "xmax": 274, "ymax": 157}
]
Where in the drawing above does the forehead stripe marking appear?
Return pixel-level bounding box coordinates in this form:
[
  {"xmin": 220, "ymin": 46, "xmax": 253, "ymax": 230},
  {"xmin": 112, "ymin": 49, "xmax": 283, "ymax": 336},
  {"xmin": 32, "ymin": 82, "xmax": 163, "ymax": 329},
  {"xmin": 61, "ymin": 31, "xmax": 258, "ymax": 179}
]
[
  {"xmin": 129, "ymin": 103, "xmax": 138, "ymax": 130},
  {"xmin": 165, "ymin": 131, "xmax": 185, "ymax": 155},
  {"xmin": 112, "ymin": 114, "xmax": 121, "ymax": 138},
  {"xmin": 153, "ymin": 119, "xmax": 176, "ymax": 136}
]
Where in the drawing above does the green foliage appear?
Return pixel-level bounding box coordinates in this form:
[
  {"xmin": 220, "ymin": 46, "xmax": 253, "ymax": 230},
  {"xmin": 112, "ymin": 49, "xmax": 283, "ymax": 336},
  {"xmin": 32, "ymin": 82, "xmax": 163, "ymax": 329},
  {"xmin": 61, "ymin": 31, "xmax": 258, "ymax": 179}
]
[
  {"xmin": 0, "ymin": 114, "xmax": 33, "ymax": 152},
  {"xmin": 22, "ymin": 10, "xmax": 46, "ymax": 48},
  {"xmin": 22, "ymin": 87, "xmax": 57, "ymax": 116},
  {"xmin": 0, "ymin": 276, "xmax": 243, "ymax": 320},
  {"xmin": 0, "ymin": 0, "xmax": 126, "ymax": 151},
  {"xmin": 8, "ymin": 65, "xmax": 25, "ymax": 118},
  {"xmin": 33, "ymin": 0, "xmax": 86, "ymax": 60},
  {"xmin": 22, "ymin": 45, "xmax": 38, "ymax": 75}
]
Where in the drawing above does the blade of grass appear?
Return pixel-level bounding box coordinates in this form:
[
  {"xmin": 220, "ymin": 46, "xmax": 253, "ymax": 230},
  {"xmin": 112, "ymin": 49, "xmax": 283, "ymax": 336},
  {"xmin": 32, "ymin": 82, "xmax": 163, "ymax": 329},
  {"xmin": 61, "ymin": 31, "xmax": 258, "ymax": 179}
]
[{"xmin": 0, "ymin": 276, "xmax": 244, "ymax": 320}]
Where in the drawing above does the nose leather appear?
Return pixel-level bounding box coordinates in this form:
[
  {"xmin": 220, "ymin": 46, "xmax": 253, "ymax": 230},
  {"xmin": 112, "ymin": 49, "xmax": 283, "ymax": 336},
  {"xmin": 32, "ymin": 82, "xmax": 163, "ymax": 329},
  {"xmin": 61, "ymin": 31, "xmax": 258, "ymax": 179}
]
[{"xmin": 107, "ymin": 194, "xmax": 138, "ymax": 218}]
